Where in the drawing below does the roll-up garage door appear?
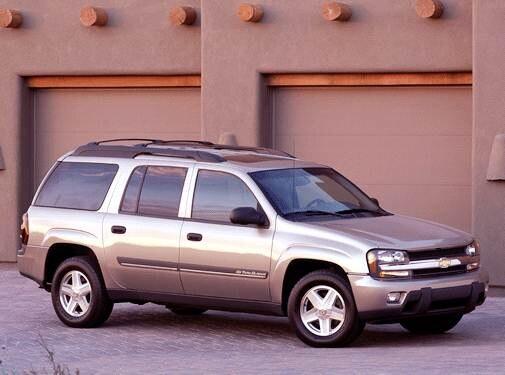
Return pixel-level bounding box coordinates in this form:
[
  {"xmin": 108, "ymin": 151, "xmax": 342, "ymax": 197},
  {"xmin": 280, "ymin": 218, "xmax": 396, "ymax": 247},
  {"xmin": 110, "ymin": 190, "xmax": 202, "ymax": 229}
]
[
  {"xmin": 272, "ymin": 85, "xmax": 472, "ymax": 231},
  {"xmin": 33, "ymin": 87, "xmax": 201, "ymax": 185}
]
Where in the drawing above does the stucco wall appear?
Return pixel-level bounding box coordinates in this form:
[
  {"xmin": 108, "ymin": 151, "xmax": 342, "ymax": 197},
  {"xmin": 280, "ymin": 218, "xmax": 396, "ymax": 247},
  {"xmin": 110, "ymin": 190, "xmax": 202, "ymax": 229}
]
[
  {"xmin": 0, "ymin": 0, "xmax": 201, "ymax": 261},
  {"xmin": 0, "ymin": 0, "xmax": 477, "ymax": 267},
  {"xmin": 201, "ymin": 0, "xmax": 472, "ymax": 144},
  {"xmin": 473, "ymin": 0, "xmax": 505, "ymax": 285}
]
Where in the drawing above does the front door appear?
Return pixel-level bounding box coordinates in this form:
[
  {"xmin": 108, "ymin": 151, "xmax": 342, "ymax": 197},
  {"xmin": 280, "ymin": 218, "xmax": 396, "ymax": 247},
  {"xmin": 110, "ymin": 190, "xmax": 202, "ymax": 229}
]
[
  {"xmin": 180, "ymin": 169, "xmax": 274, "ymax": 301},
  {"xmin": 103, "ymin": 165, "xmax": 190, "ymax": 293}
]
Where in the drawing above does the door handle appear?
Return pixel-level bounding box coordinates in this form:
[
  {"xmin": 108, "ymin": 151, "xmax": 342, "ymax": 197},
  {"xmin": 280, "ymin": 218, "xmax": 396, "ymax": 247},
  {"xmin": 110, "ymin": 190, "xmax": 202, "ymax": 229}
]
[
  {"xmin": 111, "ymin": 225, "xmax": 127, "ymax": 234},
  {"xmin": 187, "ymin": 233, "xmax": 202, "ymax": 242}
]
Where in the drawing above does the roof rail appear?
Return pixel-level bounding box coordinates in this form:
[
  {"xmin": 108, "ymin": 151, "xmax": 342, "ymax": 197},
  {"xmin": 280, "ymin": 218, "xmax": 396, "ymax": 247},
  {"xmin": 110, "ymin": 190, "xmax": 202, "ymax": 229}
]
[
  {"xmin": 70, "ymin": 138, "xmax": 295, "ymax": 162},
  {"xmin": 92, "ymin": 138, "xmax": 166, "ymax": 145},
  {"xmin": 211, "ymin": 144, "xmax": 294, "ymax": 158},
  {"xmin": 147, "ymin": 140, "xmax": 215, "ymax": 146},
  {"xmin": 144, "ymin": 139, "xmax": 294, "ymax": 158},
  {"xmin": 71, "ymin": 143, "xmax": 225, "ymax": 163}
]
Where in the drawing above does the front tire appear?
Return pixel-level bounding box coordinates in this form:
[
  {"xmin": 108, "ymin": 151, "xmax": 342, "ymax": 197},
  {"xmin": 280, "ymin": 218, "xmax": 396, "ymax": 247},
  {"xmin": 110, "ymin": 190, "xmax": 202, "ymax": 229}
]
[
  {"xmin": 51, "ymin": 256, "xmax": 113, "ymax": 328},
  {"xmin": 400, "ymin": 313, "xmax": 463, "ymax": 334},
  {"xmin": 288, "ymin": 270, "xmax": 364, "ymax": 347}
]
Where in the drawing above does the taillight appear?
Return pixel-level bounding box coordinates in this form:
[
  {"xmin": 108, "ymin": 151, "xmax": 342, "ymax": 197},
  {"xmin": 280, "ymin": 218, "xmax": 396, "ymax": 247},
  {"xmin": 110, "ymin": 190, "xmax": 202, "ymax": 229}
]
[{"xmin": 20, "ymin": 213, "xmax": 29, "ymax": 246}]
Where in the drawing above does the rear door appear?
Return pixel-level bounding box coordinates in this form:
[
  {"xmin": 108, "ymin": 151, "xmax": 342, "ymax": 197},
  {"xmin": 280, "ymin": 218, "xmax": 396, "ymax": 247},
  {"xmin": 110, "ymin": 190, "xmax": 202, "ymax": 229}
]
[{"xmin": 103, "ymin": 163, "xmax": 192, "ymax": 293}]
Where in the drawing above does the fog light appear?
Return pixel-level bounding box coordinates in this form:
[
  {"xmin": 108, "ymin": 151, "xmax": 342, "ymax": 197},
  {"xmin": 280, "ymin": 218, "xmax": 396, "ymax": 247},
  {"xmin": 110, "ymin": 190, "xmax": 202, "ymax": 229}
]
[
  {"xmin": 386, "ymin": 292, "xmax": 403, "ymax": 304},
  {"xmin": 467, "ymin": 263, "xmax": 479, "ymax": 271}
]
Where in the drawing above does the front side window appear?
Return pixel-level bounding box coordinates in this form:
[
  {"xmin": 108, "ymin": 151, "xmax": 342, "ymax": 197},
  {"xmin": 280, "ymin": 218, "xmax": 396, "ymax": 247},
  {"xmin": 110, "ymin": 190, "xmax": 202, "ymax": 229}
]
[
  {"xmin": 250, "ymin": 167, "xmax": 385, "ymax": 221},
  {"xmin": 35, "ymin": 162, "xmax": 118, "ymax": 211},
  {"xmin": 192, "ymin": 170, "xmax": 259, "ymax": 223},
  {"xmin": 120, "ymin": 166, "xmax": 187, "ymax": 218}
]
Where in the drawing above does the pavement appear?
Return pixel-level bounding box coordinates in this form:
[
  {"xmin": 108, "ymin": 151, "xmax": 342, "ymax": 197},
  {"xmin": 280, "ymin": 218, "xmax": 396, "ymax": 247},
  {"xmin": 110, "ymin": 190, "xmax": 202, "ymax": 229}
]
[{"xmin": 1, "ymin": 263, "xmax": 504, "ymax": 375}]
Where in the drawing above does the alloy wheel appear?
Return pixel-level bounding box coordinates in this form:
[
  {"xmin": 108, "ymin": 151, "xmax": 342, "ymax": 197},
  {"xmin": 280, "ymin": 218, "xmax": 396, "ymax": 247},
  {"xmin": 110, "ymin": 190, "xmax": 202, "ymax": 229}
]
[
  {"xmin": 299, "ymin": 285, "xmax": 346, "ymax": 336},
  {"xmin": 59, "ymin": 270, "xmax": 92, "ymax": 317}
]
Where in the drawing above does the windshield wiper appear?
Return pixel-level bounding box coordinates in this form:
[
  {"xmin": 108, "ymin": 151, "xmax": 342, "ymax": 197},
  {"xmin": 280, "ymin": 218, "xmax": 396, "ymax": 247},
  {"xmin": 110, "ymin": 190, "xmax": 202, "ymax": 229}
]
[
  {"xmin": 334, "ymin": 208, "xmax": 380, "ymax": 215},
  {"xmin": 284, "ymin": 210, "xmax": 343, "ymax": 217}
]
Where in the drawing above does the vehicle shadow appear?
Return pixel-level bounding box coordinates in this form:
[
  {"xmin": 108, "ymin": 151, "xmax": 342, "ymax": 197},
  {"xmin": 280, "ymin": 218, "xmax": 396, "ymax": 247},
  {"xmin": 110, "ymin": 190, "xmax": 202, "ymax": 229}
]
[{"xmin": 102, "ymin": 304, "xmax": 503, "ymax": 348}]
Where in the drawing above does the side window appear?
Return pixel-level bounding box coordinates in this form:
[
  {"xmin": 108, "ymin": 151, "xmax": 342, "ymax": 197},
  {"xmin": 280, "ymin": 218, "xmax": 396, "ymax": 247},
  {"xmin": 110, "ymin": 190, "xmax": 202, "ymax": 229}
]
[
  {"xmin": 120, "ymin": 166, "xmax": 187, "ymax": 218},
  {"xmin": 192, "ymin": 170, "xmax": 259, "ymax": 223},
  {"xmin": 35, "ymin": 162, "xmax": 118, "ymax": 211}
]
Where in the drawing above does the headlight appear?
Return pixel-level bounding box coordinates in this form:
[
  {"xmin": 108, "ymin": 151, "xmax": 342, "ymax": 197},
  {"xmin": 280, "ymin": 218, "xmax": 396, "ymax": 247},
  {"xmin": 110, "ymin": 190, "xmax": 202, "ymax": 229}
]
[
  {"xmin": 465, "ymin": 240, "xmax": 480, "ymax": 271},
  {"xmin": 465, "ymin": 240, "xmax": 480, "ymax": 257},
  {"xmin": 367, "ymin": 249, "xmax": 410, "ymax": 278}
]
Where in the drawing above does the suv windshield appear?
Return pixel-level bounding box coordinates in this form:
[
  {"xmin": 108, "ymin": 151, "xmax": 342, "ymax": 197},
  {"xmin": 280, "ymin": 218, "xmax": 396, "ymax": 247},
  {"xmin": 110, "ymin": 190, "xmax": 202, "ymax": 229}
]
[{"xmin": 250, "ymin": 167, "xmax": 388, "ymax": 220}]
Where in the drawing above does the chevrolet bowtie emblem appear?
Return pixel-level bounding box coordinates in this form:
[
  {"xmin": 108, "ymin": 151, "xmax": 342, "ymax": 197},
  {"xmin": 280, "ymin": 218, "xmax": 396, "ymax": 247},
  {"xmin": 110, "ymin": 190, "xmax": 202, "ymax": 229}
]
[{"xmin": 439, "ymin": 257, "xmax": 451, "ymax": 269}]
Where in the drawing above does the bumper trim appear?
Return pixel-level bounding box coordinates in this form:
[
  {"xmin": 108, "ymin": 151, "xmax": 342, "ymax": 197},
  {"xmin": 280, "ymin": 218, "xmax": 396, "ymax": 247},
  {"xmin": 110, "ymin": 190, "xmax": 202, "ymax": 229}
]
[{"xmin": 360, "ymin": 281, "xmax": 486, "ymax": 323}]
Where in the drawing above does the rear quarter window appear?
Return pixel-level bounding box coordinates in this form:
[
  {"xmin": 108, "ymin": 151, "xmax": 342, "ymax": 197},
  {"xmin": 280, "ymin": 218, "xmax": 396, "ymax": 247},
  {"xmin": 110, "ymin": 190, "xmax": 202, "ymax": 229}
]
[{"xmin": 35, "ymin": 162, "xmax": 118, "ymax": 211}]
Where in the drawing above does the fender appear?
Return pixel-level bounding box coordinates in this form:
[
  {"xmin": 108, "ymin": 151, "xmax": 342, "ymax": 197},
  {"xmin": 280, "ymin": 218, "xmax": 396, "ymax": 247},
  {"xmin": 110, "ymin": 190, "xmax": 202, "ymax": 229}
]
[
  {"xmin": 42, "ymin": 228, "xmax": 102, "ymax": 250},
  {"xmin": 269, "ymin": 245, "xmax": 363, "ymax": 304}
]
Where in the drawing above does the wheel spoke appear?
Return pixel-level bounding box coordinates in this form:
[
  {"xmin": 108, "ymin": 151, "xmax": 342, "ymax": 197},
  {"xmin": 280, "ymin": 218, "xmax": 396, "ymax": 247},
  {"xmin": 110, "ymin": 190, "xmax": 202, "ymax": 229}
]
[
  {"xmin": 322, "ymin": 288, "xmax": 338, "ymax": 308},
  {"xmin": 78, "ymin": 298, "xmax": 90, "ymax": 313},
  {"xmin": 77, "ymin": 283, "xmax": 91, "ymax": 296},
  {"xmin": 306, "ymin": 290, "xmax": 324, "ymax": 310},
  {"xmin": 301, "ymin": 308, "xmax": 319, "ymax": 324},
  {"xmin": 60, "ymin": 284, "xmax": 73, "ymax": 297},
  {"xmin": 68, "ymin": 299, "xmax": 78, "ymax": 314},
  {"xmin": 328, "ymin": 307, "xmax": 345, "ymax": 322},
  {"xmin": 319, "ymin": 318, "xmax": 331, "ymax": 336},
  {"xmin": 71, "ymin": 271, "xmax": 82, "ymax": 289}
]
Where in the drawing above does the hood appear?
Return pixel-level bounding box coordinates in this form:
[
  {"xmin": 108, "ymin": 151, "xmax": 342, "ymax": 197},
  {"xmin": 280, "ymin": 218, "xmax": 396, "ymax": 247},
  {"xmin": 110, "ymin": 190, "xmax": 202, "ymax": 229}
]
[{"xmin": 311, "ymin": 214, "xmax": 473, "ymax": 251}]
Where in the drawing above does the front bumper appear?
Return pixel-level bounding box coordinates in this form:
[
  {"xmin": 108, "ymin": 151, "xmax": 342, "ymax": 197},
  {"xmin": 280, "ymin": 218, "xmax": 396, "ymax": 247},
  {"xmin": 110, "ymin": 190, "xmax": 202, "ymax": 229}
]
[{"xmin": 349, "ymin": 270, "xmax": 488, "ymax": 323}]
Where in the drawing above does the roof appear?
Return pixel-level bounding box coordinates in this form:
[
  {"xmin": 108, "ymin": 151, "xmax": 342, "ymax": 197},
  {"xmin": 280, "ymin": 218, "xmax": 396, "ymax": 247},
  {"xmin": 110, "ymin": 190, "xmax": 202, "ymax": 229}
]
[{"xmin": 68, "ymin": 139, "xmax": 318, "ymax": 171}]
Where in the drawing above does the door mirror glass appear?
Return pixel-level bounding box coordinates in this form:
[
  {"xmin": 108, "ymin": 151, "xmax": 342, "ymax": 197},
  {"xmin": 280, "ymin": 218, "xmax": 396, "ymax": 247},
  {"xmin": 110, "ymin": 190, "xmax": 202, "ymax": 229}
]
[{"xmin": 230, "ymin": 207, "xmax": 267, "ymax": 226}]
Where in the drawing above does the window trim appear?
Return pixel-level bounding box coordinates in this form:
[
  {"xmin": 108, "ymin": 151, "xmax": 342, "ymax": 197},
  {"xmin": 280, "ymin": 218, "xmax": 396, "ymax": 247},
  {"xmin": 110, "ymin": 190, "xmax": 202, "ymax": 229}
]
[
  {"xmin": 190, "ymin": 168, "xmax": 269, "ymax": 228},
  {"xmin": 33, "ymin": 161, "xmax": 119, "ymax": 212},
  {"xmin": 118, "ymin": 165, "xmax": 189, "ymax": 220}
]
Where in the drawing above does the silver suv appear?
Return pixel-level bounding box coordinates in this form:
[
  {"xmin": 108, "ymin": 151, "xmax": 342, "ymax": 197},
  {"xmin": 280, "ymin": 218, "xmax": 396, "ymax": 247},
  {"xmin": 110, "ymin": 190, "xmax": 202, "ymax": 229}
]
[{"xmin": 18, "ymin": 139, "xmax": 488, "ymax": 347}]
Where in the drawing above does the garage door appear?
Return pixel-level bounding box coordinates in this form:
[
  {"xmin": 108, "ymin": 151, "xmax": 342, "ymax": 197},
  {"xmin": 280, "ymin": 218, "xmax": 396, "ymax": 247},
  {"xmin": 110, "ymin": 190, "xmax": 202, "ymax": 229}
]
[
  {"xmin": 272, "ymin": 86, "xmax": 472, "ymax": 232},
  {"xmin": 34, "ymin": 87, "xmax": 201, "ymax": 185}
]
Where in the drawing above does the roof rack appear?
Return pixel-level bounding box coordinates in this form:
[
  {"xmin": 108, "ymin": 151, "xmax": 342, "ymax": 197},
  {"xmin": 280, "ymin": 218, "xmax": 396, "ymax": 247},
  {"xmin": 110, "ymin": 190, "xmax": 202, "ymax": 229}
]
[
  {"xmin": 70, "ymin": 138, "xmax": 295, "ymax": 162},
  {"xmin": 92, "ymin": 138, "xmax": 165, "ymax": 145},
  {"xmin": 146, "ymin": 140, "xmax": 215, "ymax": 146},
  {"xmin": 144, "ymin": 139, "xmax": 294, "ymax": 158},
  {"xmin": 71, "ymin": 143, "xmax": 225, "ymax": 163}
]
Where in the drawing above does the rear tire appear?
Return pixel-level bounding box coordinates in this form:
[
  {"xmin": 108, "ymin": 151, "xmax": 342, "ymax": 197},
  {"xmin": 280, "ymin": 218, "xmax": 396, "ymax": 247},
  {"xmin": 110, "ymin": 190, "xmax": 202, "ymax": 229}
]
[
  {"xmin": 400, "ymin": 313, "xmax": 463, "ymax": 334},
  {"xmin": 287, "ymin": 270, "xmax": 364, "ymax": 347},
  {"xmin": 167, "ymin": 306, "xmax": 207, "ymax": 316},
  {"xmin": 51, "ymin": 256, "xmax": 113, "ymax": 328}
]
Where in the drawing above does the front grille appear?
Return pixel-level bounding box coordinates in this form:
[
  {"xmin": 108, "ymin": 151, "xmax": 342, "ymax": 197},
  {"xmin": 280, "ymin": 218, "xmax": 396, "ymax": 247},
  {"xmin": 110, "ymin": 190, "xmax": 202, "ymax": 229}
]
[
  {"xmin": 412, "ymin": 265, "xmax": 468, "ymax": 278},
  {"xmin": 408, "ymin": 246, "xmax": 467, "ymax": 261}
]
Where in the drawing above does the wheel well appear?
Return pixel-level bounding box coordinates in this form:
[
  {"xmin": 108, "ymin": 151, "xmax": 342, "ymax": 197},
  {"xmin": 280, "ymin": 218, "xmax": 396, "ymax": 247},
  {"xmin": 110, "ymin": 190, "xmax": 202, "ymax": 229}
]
[
  {"xmin": 44, "ymin": 243, "xmax": 101, "ymax": 290},
  {"xmin": 281, "ymin": 259, "xmax": 348, "ymax": 314}
]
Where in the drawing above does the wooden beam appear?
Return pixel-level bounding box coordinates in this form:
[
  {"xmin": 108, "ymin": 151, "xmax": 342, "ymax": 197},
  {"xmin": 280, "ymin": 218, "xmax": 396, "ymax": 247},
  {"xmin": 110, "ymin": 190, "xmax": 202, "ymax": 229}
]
[
  {"xmin": 265, "ymin": 72, "xmax": 472, "ymax": 87},
  {"xmin": 26, "ymin": 75, "xmax": 201, "ymax": 89}
]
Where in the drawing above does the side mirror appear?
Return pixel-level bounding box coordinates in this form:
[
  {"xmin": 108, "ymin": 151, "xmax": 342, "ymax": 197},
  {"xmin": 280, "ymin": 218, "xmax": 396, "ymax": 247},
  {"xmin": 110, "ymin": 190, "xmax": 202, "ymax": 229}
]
[
  {"xmin": 230, "ymin": 207, "xmax": 267, "ymax": 226},
  {"xmin": 370, "ymin": 197, "xmax": 380, "ymax": 206}
]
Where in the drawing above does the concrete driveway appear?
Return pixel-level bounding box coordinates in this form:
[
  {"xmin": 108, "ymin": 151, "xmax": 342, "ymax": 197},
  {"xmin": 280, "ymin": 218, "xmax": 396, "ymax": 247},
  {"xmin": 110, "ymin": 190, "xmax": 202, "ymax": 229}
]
[{"xmin": 1, "ymin": 264, "xmax": 504, "ymax": 374}]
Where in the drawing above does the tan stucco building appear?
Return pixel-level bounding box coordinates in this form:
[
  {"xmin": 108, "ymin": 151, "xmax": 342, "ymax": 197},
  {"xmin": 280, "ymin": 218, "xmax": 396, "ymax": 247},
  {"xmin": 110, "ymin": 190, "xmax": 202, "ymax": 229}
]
[{"xmin": 0, "ymin": 0, "xmax": 504, "ymax": 286}]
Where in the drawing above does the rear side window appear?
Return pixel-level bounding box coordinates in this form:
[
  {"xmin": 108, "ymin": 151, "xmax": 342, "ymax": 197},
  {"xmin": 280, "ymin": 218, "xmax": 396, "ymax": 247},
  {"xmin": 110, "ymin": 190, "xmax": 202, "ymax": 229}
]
[
  {"xmin": 120, "ymin": 166, "xmax": 146, "ymax": 214},
  {"xmin": 35, "ymin": 162, "xmax": 118, "ymax": 211},
  {"xmin": 120, "ymin": 166, "xmax": 187, "ymax": 218}
]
